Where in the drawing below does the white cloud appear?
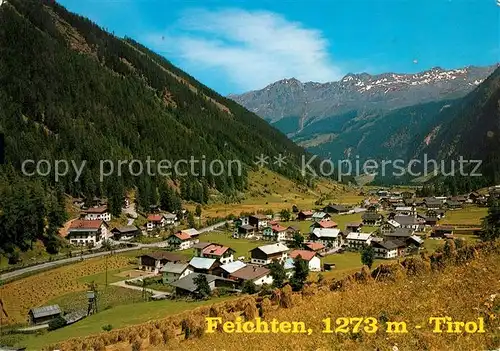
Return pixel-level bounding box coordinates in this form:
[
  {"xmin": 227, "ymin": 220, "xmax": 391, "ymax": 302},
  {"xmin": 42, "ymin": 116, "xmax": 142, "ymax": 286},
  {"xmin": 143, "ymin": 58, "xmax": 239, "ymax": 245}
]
[{"xmin": 145, "ymin": 9, "xmax": 342, "ymax": 92}]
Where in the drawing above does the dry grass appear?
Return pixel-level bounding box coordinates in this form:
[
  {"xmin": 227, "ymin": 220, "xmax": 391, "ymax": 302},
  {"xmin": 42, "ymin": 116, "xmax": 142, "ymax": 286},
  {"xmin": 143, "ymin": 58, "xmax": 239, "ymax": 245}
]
[{"xmin": 0, "ymin": 255, "xmax": 131, "ymax": 325}]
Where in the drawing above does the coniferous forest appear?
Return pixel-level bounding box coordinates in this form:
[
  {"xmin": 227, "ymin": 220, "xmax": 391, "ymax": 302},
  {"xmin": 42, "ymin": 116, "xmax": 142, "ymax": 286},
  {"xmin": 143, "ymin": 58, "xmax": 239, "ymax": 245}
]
[{"xmin": 0, "ymin": 0, "xmax": 318, "ymax": 257}]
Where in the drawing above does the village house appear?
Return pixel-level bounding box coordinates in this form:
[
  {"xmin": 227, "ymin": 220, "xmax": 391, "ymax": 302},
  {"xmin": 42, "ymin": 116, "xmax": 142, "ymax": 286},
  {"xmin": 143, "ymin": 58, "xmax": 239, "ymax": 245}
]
[
  {"xmin": 188, "ymin": 257, "xmax": 220, "ymax": 275},
  {"xmin": 296, "ymin": 210, "xmax": 313, "ymax": 221},
  {"xmin": 234, "ymin": 216, "xmax": 250, "ymax": 227},
  {"xmin": 304, "ymin": 242, "xmax": 325, "ymax": 253},
  {"xmin": 234, "ymin": 224, "xmax": 256, "ymax": 238},
  {"xmin": 309, "ymin": 228, "xmax": 343, "ymax": 249},
  {"xmin": 212, "ymin": 260, "xmax": 246, "ymax": 279},
  {"xmin": 345, "ymin": 222, "xmax": 363, "ymax": 233},
  {"xmin": 229, "ymin": 265, "xmax": 273, "ymax": 286},
  {"xmin": 82, "ymin": 205, "xmax": 111, "ymax": 222},
  {"xmin": 395, "ymin": 206, "xmax": 416, "ymax": 216},
  {"xmin": 170, "ymin": 273, "xmax": 236, "ymax": 297},
  {"xmin": 406, "ymin": 235, "xmax": 424, "ymax": 249},
  {"xmin": 310, "ymin": 220, "xmax": 338, "ymax": 231},
  {"xmin": 445, "ymin": 200, "xmax": 462, "ymax": 210},
  {"xmin": 138, "ymin": 251, "xmax": 186, "ymax": 274},
  {"xmin": 111, "ymin": 225, "xmax": 140, "ymax": 241},
  {"xmin": 424, "ymin": 198, "xmax": 443, "ymax": 210},
  {"xmin": 28, "ymin": 305, "xmax": 62, "ymax": 326},
  {"xmin": 200, "ymin": 244, "xmax": 235, "ymax": 264},
  {"xmin": 262, "ymin": 224, "xmax": 287, "ymax": 242},
  {"xmin": 311, "ymin": 212, "xmax": 331, "ymax": 222},
  {"xmin": 192, "ymin": 242, "xmax": 213, "ymax": 256},
  {"xmin": 323, "ymin": 204, "xmax": 349, "ymax": 214},
  {"xmin": 371, "ymin": 240, "xmax": 406, "ymax": 259},
  {"xmin": 161, "ymin": 262, "xmax": 193, "ymax": 284},
  {"xmin": 393, "ymin": 215, "xmax": 424, "ymax": 231},
  {"xmin": 67, "ymin": 220, "xmax": 109, "ymax": 247},
  {"xmin": 167, "ymin": 231, "xmax": 194, "ymax": 250},
  {"xmin": 382, "ymin": 228, "xmax": 414, "ymax": 240},
  {"xmin": 249, "ymin": 214, "xmax": 268, "ymax": 229},
  {"xmin": 431, "ymin": 225, "xmax": 455, "ymax": 238},
  {"xmin": 250, "ymin": 243, "xmax": 289, "ymax": 265},
  {"xmin": 380, "ymin": 219, "xmax": 401, "ymax": 234},
  {"xmin": 345, "ymin": 232, "xmax": 372, "ymax": 250},
  {"xmin": 362, "ymin": 212, "xmax": 384, "ymax": 225},
  {"xmin": 163, "ymin": 212, "xmax": 177, "ymax": 226},
  {"xmin": 289, "ymin": 250, "xmax": 321, "ymax": 271},
  {"xmin": 146, "ymin": 214, "xmax": 165, "ymax": 232}
]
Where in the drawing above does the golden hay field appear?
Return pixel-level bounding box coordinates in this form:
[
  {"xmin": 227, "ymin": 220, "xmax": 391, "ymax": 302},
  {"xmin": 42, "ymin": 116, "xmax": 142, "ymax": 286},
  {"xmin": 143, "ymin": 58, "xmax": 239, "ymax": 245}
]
[{"xmin": 0, "ymin": 255, "xmax": 132, "ymax": 325}]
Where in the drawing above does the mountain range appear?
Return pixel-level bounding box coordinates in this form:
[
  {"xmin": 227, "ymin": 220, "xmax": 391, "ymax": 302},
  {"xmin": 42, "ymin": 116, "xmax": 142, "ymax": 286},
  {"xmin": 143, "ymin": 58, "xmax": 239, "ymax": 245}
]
[{"xmin": 230, "ymin": 65, "xmax": 499, "ymax": 168}]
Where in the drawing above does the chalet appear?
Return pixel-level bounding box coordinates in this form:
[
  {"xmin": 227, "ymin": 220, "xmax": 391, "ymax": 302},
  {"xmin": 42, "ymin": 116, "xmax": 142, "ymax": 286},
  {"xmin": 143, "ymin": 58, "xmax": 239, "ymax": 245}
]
[
  {"xmin": 309, "ymin": 228, "xmax": 343, "ymax": 249},
  {"xmin": 304, "ymin": 242, "xmax": 325, "ymax": 253},
  {"xmin": 146, "ymin": 214, "xmax": 165, "ymax": 232},
  {"xmin": 201, "ymin": 244, "xmax": 235, "ymax": 264},
  {"xmin": 362, "ymin": 212, "xmax": 384, "ymax": 225},
  {"xmin": 445, "ymin": 200, "xmax": 462, "ymax": 210},
  {"xmin": 28, "ymin": 305, "xmax": 62, "ymax": 325},
  {"xmin": 406, "ymin": 235, "xmax": 424, "ymax": 249},
  {"xmin": 450, "ymin": 195, "xmax": 467, "ymax": 203},
  {"xmin": 432, "ymin": 225, "xmax": 454, "ymax": 238},
  {"xmin": 310, "ymin": 220, "xmax": 338, "ymax": 231},
  {"xmin": 323, "ymin": 204, "xmax": 349, "ymax": 214},
  {"xmin": 170, "ymin": 273, "xmax": 236, "ymax": 297},
  {"xmin": 345, "ymin": 232, "xmax": 372, "ymax": 250},
  {"xmin": 161, "ymin": 263, "xmax": 193, "ymax": 284},
  {"xmin": 380, "ymin": 220, "xmax": 401, "ymax": 234},
  {"xmin": 403, "ymin": 198, "xmax": 416, "ymax": 207},
  {"xmin": 234, "ymin": 224, "xmax": 255, "ymax": 238},
  {"xmin": 229, "ymin": 265, "xmax": 273, "ymax": 286},
  {"xmin": 289, "ymin": 250, "xmax": 321, "ymax": 271},
  {"xmin": 163, "ymin": 212, "xmax": 177, "ymax": 226},
  {"xmin": 311, "ymin": 212, "xmax": 331, "ymax": 222},
  {"xmin": 345, "ymin": 222, "xmax": 363, "ymax": 233},
  {"xmin": 393, "ymin": 215, "xmax": 424, "ymax": 230},
  {"xmin": 212, "ymin": 260, "xmax": 246, "ymax": 279},
  {"xmin": 67, "ymin": 220, "xmax": 109, "ymax": 247},
  {"xmin": 424, "ymin": 198, "xmax": 443, "ymax": 210},
  {"xmin": 111, "ymin": 225, "xmax": 140, "ymax": 241},
  {"xmin": 138, "ymin": 251, "xmax": 185, "ymax": 273},
  {"xmin": 383, "ymin": 228, "xmax": 413, "ymax": 240},
  {"xmin": 188, "ymin": 257, "xmax": 220, "ymax": 274},
  {"xmin": 286, "ymin": 225, "xmax": 300, "ymax": 236},
  {"xmin": 167, "ymin": 232, "xmax": 194, "ymax": 250},
  {"xmin": 249, "ymin": 214, "xmax": 268, "ymax": 229},
  {"xmin": 469, "ymin": 192, "xmax": 481, "ymax": 202},
  {"xmin": 234, "ymin": 216, "xmax": 250, "ymax": 227},
  {"xmin": 82, "ymin": 205, "xmax": 111, "ymax": 222},
  {"xmin": 371, "ymin": 240, "xmax": 406, "ymax": 259},
  {"xmin": 250, "ymin": 243, "xmax": 289, "ymax": 265},
  {"xmin": 297, "ymin": 210, "xmax": 313, "ymax": 221},
  {"xmin": 178, "ymin": 228, "xmax": 200, "ymax": 243},
  {"xmin": 192, "ymin": 242, "xmax": 213, "ymax": 256},
  {"xmin": 262, "ymin": 225, "xmax": 287, "ymax": 242},
  {"xmin": 395, "ymin": 206, "xmax": 416, "ymax": 216}
]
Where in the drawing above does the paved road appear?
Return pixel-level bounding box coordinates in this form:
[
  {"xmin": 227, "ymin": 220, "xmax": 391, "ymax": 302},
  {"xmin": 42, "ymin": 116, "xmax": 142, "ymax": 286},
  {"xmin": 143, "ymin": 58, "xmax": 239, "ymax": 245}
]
[
  {"xmin": 0, "ymin": 220, "xmax": 231, "ymax": 281},
  {"xmin": 110, "ymin": 274, "xmax": 169, "ymax": 296}
]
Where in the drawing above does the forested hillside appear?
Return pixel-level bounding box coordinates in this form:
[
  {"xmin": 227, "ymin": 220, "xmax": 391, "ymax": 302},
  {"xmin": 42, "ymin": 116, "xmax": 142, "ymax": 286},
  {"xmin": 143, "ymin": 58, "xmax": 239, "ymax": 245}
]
[{"xmin": 0, "ymin": 0, "xmax": 315, "ymax": 259}]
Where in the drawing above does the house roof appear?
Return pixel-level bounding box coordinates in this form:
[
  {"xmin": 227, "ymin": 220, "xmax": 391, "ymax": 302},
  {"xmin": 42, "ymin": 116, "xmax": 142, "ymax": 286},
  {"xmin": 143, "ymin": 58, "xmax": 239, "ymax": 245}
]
[
  {"xmin": 272, "ymin": 225, "xmax": 287, "ymax": 232},
  {"xmin": 299, "ymin": 210, "xmax": 313, "ymax": 216},
  {"xmin": 312, "ymin": 228, "xmax": 341, "ymax": 238},
  {"xmin": 29, "ymin": 305, "xmax": 62, "ymax": 319},
  {"xmin": 372, "ymin": 240, "xmax": 406, "ymax": 250},
  {"xmin": 312, "ymin": 212, "xmax": 328, "ymax": 219},
  {"xmin": 425, "ymin": 198, "xmax": 443, "ymax": 205},
  {"xmin": 325, "ymin": 204, "xmax": 347, "ymax": 212},
  {"xmin": 239, "ymin": 224, "xmax": 255, "ymax": 231},
  {"xmin": 289, "ymin": 250, "xmax": 316, "ymax": 261},
  {"xmin": 189, "ymin": 257, "xmax": 217, "ymax": 270},
  {"xmin": 147, "ymin": 214, "xmax": 163, "ymax": 222},
  {"xmin": 181, "ymin": 228, "xmax": 200, "ymax": 237},
  {"xmin": 174, "ymin": 232, "xmax": 191, "ymax": 241},
  {"xmin": 346, "ymin": 222, "xmax": 362, "ymax": 228},
  {"xmin": 250, "ymin": 214, "xmax": 267, "ymax": 220},
  {"xmin": 408, "ymin": 235, "xmax": 424, "ymax": 245},
  {"xmin": 192, "ymin": 242, "xmax": 213, "ymax": 250},
  {"xmin": 384, "ymin": 228, "xmax": 413, "ymax": 238},
  {"xmin": 362, "ymin": 212, "xmax": 382, "ymax": 221},
  {"xmin": 315, "ymin": 220, "xmax": 337, "ymax": 228},
  {"xmin": 202, "ymin": 244, "xmax": 233, "ymax": 257},
  {"xmin": 433, "ymin": 225, "xmax": 454, "ymax": 231},
  {"xmin": 112, "ymin": 225, "xmax": 139, "ymax": 234},
  {"xmin": 395, "ymin": 206, "xmax": 413, "ymax": 211},
  {"xmin": 393, "ymin": 215, "xmax": 420, "ymax": 226},
  {"xmin": 69, "ymin": 220, "xmax": 105, "ymax": 231},
  {"xmin": 252, "ymin": 243, "xmax": 289, "ymax": 255},
  {"xmin": 160, "ymin": 262, "xmax": 190, "ymax": 274},
  {"xmin": 163, "ymin": 212, "xmax": 177, "ymax": 219},
  {"xmin": 140, "ymin": 251, "xmax": 185, "ymax": 262},
  {"xmin": 230, "ymin": 265, "xmax": 270, "ymax": 281},
  {"xmin": 283, "ymin": 258, "xmax": 295, "ymax": 270},
  {"xmin": 305, "ymin": 242, "xmax": 325, "ymax": 251},
  {"xmin": 385, "ymin": 219, "xmax": 401, "ymax": 228},
  {"xmin": 83, "ymin": 205, "xmax": 108, "ymax": 214},
  {"xmin": 346, "ymin": 232, "xmax": 372, "ymax": 241},
  {"xmin": 170, "ymin": 273, "xmax": 230, "ymax": 293},
  {"xmin": 219, "ymin": 260, "xmax": 246, "ymax": 274}
]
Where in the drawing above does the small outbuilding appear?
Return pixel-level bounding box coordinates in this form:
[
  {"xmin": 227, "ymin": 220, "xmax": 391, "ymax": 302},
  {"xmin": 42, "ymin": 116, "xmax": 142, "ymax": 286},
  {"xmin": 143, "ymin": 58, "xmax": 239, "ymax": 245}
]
[{"xmin": 28, "ymin": 305, "xmax": 62, "ymax": 325}]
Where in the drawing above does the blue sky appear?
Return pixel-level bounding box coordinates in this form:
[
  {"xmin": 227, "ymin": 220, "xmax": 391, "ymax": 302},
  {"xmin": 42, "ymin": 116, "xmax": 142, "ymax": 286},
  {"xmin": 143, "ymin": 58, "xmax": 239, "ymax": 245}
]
[{"xmin": 59, "ymin": 0, "xmax": 499, "ymax": 95}]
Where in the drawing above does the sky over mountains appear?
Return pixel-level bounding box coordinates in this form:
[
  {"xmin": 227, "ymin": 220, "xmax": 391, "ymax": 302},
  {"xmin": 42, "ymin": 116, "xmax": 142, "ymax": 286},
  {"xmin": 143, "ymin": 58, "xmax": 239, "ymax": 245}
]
[{"xmin": 59, "ymin": 0, "xmax": 499, "ymax": 95}]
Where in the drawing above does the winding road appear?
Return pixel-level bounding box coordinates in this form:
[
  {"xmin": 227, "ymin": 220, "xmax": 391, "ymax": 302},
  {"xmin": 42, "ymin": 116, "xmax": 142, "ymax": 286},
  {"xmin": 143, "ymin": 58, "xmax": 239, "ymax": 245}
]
[{"xmin": 0, "ymin": 220, "xmax": 231, "ymax": 281}]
